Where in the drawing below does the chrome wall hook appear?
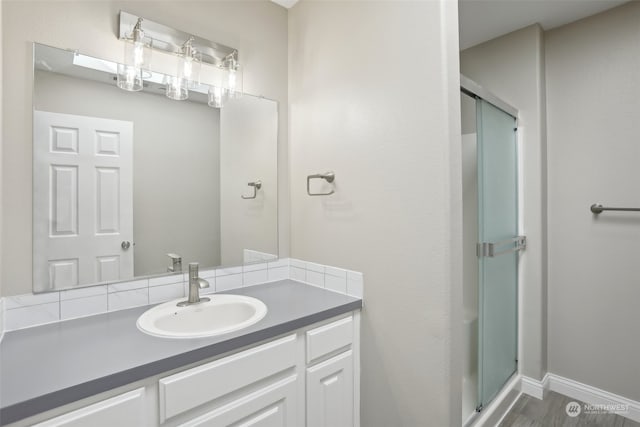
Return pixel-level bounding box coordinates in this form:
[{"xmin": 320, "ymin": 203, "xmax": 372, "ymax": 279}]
[
  {"xmin": 241, "ymin": 180, "xmax": 262, "ymax": 199},
  {"xmin": 307, "ymin": 172, "xmax": 335, "ymax": 196}
]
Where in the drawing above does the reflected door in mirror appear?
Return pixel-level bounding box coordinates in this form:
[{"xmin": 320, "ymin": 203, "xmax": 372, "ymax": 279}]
[{"xmin": 33, "ymin": 111, "xmax": 134, "ymax": 290}]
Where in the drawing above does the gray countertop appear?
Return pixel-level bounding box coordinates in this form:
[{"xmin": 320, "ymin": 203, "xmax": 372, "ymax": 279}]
[{"xmin": 0, "ymin": 280, "xmax": 361, "ymax": 425}]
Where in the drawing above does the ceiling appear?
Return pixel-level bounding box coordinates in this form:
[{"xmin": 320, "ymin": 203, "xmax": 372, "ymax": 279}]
[
  {"xmin": 270, "ymin": 0, "xmax": 629, "ymax": 50},
  {"xmin": 271, "ymin": 0, "xmax": 299, "ymax": 9},
  {"xmin": 459, "ymin": 0, "xmax": 630, "ymax": 50}
]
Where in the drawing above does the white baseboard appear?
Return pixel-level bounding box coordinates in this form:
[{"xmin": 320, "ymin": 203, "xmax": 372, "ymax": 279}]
[
  {"xmin": 471, "ymin": 374, "xmax": 522, "ymax": 427},
  {"xmin": 520, "ymin": 373, "xmax": 640, "ymax": 423},
  {"xmin": 519, "ymin": 373, "xmax": 549, "ymax": 400}
]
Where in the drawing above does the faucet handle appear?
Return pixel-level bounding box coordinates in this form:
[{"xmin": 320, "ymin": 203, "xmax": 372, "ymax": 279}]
[{"xmin": 167, "ymin": 253, "xmax": 182, "ymax": 272}]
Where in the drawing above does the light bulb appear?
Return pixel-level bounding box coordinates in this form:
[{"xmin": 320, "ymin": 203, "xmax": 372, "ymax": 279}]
[
  {"xmin": 223, "ymin": 54, "xmax": 242, "ymax": 99},
  {"xmin": 178, "ymin": 37, "xmax": 200, "ymax": 89},
  {"xmin": 133, "ymin": 42, "xmax": 145, "ymax": 68},
  {"xmin": 183, "ymin": 57, "xmax": 193, "ymax": 80}
]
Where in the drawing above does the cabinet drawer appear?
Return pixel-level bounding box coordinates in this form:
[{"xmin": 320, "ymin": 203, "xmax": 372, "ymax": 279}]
[
  {"xmin": 34, "ymin": 388, "xmax": 145, "ymax": 427},
  {"xmin": 306, "ymin": 316, "xmax": 353, "ymax": 363},
  {"xmin": 159, "ymin": 334, "xmax": 297, "ymax": 422},
  {"xmin": 180, "ymin": 375, "xmax": 298, "ymax": 427}
]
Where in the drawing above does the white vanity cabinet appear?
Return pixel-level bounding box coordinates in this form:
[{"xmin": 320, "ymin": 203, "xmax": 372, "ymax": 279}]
[
  {"xmin": 22, "ymin": 312, "xmax": 360, "ymax": 427},
  {"xmin": 305, "ymin": 315, "xmax": 356, "ymax": 427}
]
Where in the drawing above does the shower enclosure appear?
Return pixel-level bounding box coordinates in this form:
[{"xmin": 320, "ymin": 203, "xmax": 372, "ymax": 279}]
[{"xmin": 460, "ymin": 76, "xmax": 523, "ymax": 424}]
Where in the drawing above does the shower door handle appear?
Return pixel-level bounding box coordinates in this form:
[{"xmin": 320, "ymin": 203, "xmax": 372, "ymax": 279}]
[{"xmin": 477, "ymin": 236, "xmax": 526, "ymax": 258}]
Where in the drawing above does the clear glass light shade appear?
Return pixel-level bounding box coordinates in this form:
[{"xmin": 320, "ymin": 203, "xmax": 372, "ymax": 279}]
[
  {"xmin": 165, "ymin": 76, "xmax": 189, "ymax": 101},
  {"xmin": 117, "ymin": 63, "xmax": 143, "ymax": 92},
  {"xmin": 224, "ymin": 64, "xmax": 243, "ymax": 98},
  {"xmin": 117, "ymin": 31, "xmax": 151, "ymax": 92},
  {"xmin": 208, "ymin": 86, "xmax": 229, "ymax": 108},
  {"xmin": 178, "ymin": 55, "xmax": 201, "ymax": 89}
]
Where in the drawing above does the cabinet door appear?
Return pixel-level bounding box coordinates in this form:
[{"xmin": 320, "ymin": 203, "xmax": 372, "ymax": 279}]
[
  {"xmin": 180, "ymin": 375, "xmax": 298, "ymax": 427},
  {"xmin": 34, "ymin": 388, "xmax": 145, "ymax": 427},
  {"xmin": 306, "ymin": 351, "xmax": 354, "ymax": 427}
]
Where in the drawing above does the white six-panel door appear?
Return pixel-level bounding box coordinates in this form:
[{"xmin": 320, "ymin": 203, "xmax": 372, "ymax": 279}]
[{"xmin": 33, "ymin": 110, "xmax": 133, "ymax": 290}]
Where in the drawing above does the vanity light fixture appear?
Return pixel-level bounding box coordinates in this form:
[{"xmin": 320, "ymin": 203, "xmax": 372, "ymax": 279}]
[
  {"xmin": 118, "ymin": 11, "xmax": 243, "ymax": 106},
  {"xmin": 117, "ymin": 17, "xmax": 152, "ymax": 92}
]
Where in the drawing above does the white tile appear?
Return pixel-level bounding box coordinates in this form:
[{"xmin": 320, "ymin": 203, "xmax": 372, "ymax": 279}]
[
  {"xmin": 60, "ymin": 285, "xmax": 107, "ymax": 301},
  {"xmin": 149, "ymin": 283, "xmax": 184, "ymax": 304},
  {"xmin": 307, "ymin": 270, "xmax": 325, "ymax": 287},
  {"xmin": 347, "ymin": 278, "xmax": 364, "ymax": 299},
  {"xmin": 289, "ymin": 259, "xmax": 306, "ymax": 269},
  {"xmin": 149, "ymin": 274, "xmax": 184, "ymax": 287},
  {"xmin": 61, "ymin": 295, "xmax": 107, "ymax": 320},
  {"xmin": 347, "ymin": 270, "xmax": 363, "ymax": 282},
  {"xmin": 5, "ymin": 292, "xmax": 59, "ymax": 309},
  {"xmin": 5, "ymin": 303, "xmax": 59, "ymax": 331},
  {"xmin": 325, "ymin": 274, "xmax": 347, "ymax": 294},
  {"xmin": 216, "ymin": 266, "xmax": 243, "ymax": 276},
  {"xmin": 325, "ymin": 266, "xmax": 347, "ymax": 279},
  {"xmin": 305, "ymin": 261, "xmax": 325, "ymax": 273},
  {"xmin": 216, "ymin": 274, "xmax": 243, "ymax": 291},
  {"xmin": 243, "ymin": 262, "xmax": 268, "ymax": 272},
  {"xmin": 268, "ymin": 258, "xmax": 289, "ymax": 269},
  {"xmin": 243, "ymin": 269, "xmax": 268, "ymax": 287},
  {"xmin": 268, "ymin": 266, "xmax": 289, "ymax": 282},
  {"xmin": 290, "ymin": 266, "xmax": 306, "ymax": 282},
  {"xmin": 199, "ymin": 268, "xmax": 217, "ymax": 279},
  {"xmin": 108, "ymin": 288, "xmax": 149, "ymax": 311},
  {"xmin": 108, "ymin": 279, "xmax": 148, "ymax": 293}
]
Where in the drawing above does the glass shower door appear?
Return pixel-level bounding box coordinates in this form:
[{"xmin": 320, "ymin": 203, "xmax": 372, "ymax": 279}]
[{"xmin": 476, "ymin": 99, "xmax": 519, "ymax": 409}]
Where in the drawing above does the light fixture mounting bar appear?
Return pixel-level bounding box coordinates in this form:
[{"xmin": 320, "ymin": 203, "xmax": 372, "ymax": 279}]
[{"xmin": 118, "ymin": 11, "xmax": 237, "ymax": 67}]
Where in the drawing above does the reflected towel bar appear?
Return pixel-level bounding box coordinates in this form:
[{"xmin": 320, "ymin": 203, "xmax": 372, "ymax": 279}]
[{"xmin": 590, "ymin": 204, "xmax": 640, "ymax": 214}]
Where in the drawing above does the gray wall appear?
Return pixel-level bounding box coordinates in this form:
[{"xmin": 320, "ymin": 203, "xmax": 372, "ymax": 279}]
[
  {"xmin": 35, "ymin": 71, "xmax": 221, "ymax": 277},
  {"xmin": 460, "ymin": 24, "xmax": 548, "ymax": 380},
  {"xmin": 288, "ymin": 1, "xmax": 463, "ymax": 425},
  {"xmin": 220, "ymin": 96, "xmax": 278, "ymax": 266},
  {"xmin": 546, "ymin": 1, "xmax": 640, "ymax": 401},
  {"xmin": 1, "ymin": 0, "xmax": 288, "ymax": 296}
]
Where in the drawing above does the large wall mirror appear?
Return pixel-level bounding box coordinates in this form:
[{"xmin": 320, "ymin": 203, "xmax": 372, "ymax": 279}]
[{"xmin": 32, "ymin": 43, "xmax": 278, "ymax": 293}]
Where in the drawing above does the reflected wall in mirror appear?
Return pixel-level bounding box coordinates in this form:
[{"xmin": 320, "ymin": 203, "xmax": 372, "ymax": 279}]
[{"xmin": 33, "ymin": 43, "xmax": 278, "ymax": 293}]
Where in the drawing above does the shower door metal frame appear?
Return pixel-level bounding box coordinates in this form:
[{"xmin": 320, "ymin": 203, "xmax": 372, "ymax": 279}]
[
  {"xmin": 460, "ymin": 74, "xmax": 522, "ymax": 416},
  {"xmin": 461, "ymin": 75, "xmax": 519, "ymax": 121}
]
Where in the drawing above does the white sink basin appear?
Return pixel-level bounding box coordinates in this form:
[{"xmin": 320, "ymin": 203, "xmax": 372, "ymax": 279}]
[{"xmin": 137, "ymin": 295, "xmax": 267, "ymax": 339}]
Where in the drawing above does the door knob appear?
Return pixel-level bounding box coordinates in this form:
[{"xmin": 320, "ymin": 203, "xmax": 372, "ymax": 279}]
[{"xmin": 121, "ymin": 241, "xmax": 131, "ymax": 250}]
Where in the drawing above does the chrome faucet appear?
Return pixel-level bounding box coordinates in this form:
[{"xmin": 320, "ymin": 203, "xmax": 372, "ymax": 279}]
[{"xmin": 177, "ymin": 263, "xmax": 210, "ymax": 307}]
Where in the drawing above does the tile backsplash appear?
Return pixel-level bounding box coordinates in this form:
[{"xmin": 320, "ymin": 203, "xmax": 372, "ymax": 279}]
[{"xmin": 0, "ymin": 258, "xmax": 364, "ymax": 332}]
